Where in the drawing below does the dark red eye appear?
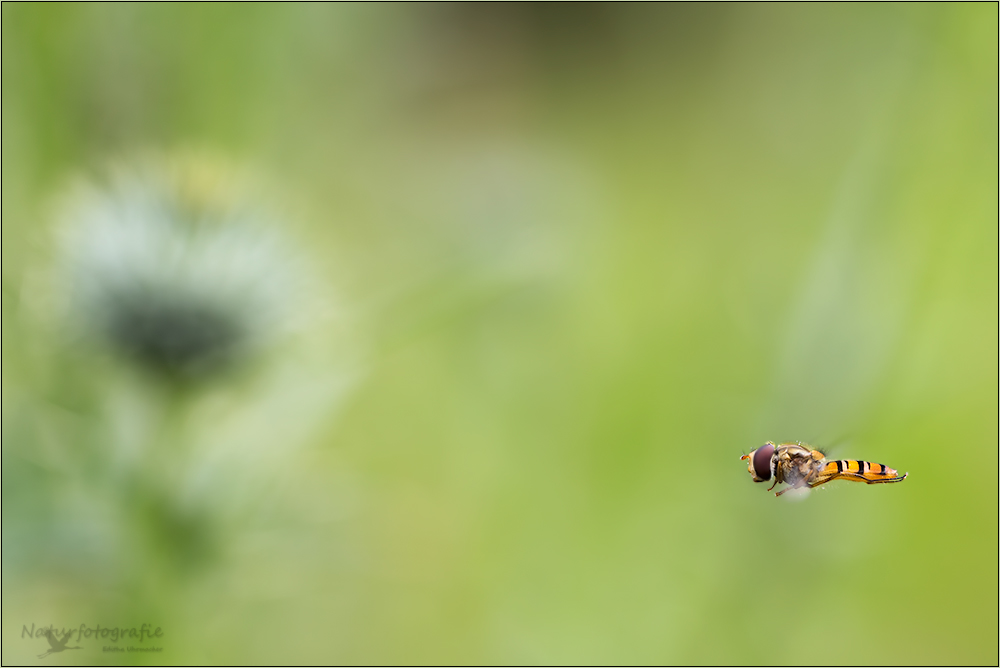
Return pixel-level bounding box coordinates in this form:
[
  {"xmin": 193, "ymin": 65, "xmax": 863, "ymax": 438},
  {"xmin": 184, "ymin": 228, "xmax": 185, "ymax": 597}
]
[{"xmin": 752, "ymin": 443, "xmax": 774, "ymax": 481}]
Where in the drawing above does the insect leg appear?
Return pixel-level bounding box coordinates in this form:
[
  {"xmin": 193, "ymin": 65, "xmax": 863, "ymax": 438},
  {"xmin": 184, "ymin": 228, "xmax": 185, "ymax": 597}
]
[
  {"xmin": 805, "ymin": 471, "xmax": 837, "ymax": 489},
  {"xmin": 805, "ymin": 469, "xmax": 843, "ymax": 489},
  {"xmin": 774, "ymin": 483, "xmax": 804, "ymax": 497},
  {"xmin": 828, "ymin": 471, "xmax": 908, "ymax": 484},
  {"xmin": 861, "ymin": 473, "xmax": 908, "ymax": 484},
  {"xmin": 839, "ymin": 471, "xmax": 909, "ymax": 485}
]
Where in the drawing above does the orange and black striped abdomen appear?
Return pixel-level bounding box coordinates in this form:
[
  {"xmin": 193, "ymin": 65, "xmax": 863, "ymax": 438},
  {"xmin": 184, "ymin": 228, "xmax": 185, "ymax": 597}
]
[{"xmin": 822, "ymin": 459, "xmax": 907, "ymax": 484}]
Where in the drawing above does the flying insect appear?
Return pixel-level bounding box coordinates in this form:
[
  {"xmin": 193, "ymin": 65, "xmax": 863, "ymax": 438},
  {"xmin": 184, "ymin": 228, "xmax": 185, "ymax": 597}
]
[{"xmin": 742, "ymin": 441, "xmax": 907, "ymax": 497}]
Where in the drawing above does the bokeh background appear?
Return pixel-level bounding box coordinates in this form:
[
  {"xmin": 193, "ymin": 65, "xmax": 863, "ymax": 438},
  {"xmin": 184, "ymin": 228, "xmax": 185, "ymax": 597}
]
[{"xmin": 2, "ymin": 4, "xmax": 997, "ymax": 665}]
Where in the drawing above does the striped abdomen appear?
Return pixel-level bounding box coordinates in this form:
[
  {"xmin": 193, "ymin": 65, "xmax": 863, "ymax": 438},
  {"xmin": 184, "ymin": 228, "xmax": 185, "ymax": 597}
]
[{"xmin": 822, "ymin": 459, "xmax": 907, "ymax": 484}]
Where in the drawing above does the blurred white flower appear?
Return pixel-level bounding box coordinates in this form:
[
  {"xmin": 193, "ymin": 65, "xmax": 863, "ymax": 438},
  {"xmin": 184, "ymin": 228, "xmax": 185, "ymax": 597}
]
[{"xmin": 55, "ymin": 155, "xmax": 300, "ymax": 379}]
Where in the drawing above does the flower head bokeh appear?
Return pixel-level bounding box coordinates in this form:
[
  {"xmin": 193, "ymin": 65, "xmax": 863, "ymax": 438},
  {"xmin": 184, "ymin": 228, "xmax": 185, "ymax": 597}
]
[{"xmin": 55, "ymin": 155, "xmax": 299, "ymax": 380}]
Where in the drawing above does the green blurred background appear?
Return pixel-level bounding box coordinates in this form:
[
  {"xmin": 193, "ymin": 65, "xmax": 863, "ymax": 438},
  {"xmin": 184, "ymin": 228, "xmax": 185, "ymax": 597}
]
[{"xmin": 2, "ymin": 4, "xmax": 997, "ymax": 665}]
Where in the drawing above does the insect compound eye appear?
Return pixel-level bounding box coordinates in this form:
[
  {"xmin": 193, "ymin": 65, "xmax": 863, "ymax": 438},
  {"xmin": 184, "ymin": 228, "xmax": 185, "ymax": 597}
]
[{"xmin": 752, "ymin": 443, "xmax": 775, "ymax": 481}]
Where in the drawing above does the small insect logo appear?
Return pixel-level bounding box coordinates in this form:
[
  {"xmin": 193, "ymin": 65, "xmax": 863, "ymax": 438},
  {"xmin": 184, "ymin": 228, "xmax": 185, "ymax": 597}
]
[{"xmin": 24, "ymin": 621, "xmax": 165, "ymax": 658}]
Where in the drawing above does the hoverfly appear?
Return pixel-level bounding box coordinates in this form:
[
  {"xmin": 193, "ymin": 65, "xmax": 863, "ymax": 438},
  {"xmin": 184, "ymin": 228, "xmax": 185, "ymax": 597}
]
[{"xmin": 741, "ymin": 441, "xmax": 907, "ymax": 497}]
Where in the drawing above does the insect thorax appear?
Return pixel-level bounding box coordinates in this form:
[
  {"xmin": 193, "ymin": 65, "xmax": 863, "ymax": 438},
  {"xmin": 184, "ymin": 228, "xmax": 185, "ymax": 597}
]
[{"xmin": 776, "ymin": 447, "xmax": 824, "ymax": 486}]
